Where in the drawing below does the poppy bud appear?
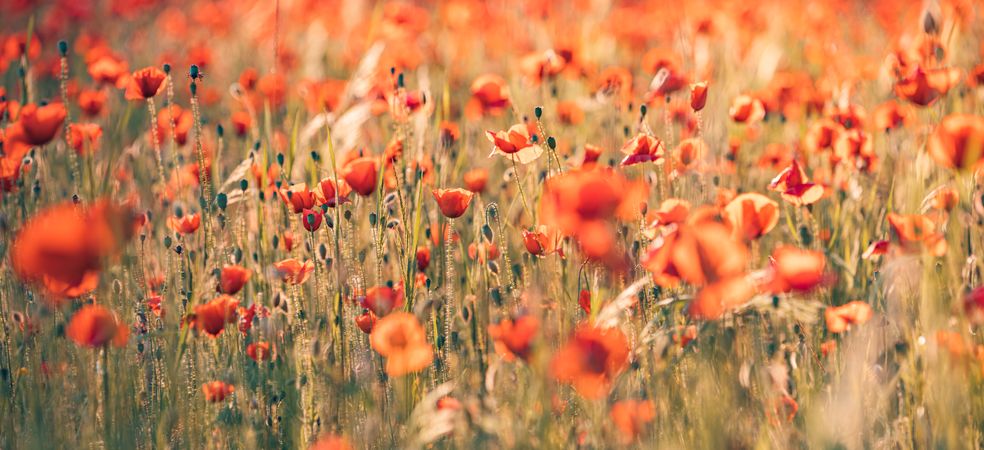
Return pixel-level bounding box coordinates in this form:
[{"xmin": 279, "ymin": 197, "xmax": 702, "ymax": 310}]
[
  {"xmin": 163, "ymin": 63, "xmax": 171, "ymax": 74},
  {"xmin": 58, "ymin": 40, "xmax": 68, "ymax": 56},
  {"xmin": 534, "ymin": 106, "xmax": 543, "ymax": 119},
  {"xmin": 189, "ymin": 64, "xmax": 200, "ymax": 80},
  {"xmin": 216, "ymin": 193, "xmax": 228, "ymax": 210}
]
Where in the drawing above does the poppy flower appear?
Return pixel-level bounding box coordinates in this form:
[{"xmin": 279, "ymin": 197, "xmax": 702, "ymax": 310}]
[
  {"xmin": 690, "ymin": 81, "xmax": 708, "ymax": 111},
  {"xmin": 594, "ymin": 66, "xmax": 633, "ymax": 103},
  {"xmin": 463, "ymin": 168, "xmax": 488, "ymax": 193},
  {"xmin": 729, "ymin": 94, "xmax": 765, "ymax": 124},
  {"xmin": 247, "ymin": 341, "xmax": 272, "ymax": 361},
  {"xmin": 825, "ymin": 301, "xmax": 873, "ymax": 333},
  {"xmin": 313, "ymin": 178, "xmax": 351, "ymax": 208},
  {"xmin": 309, "ymin": 434, "xmax": 354, "ymax": 450},
  {"xmin": 488, "ymin": 315, "xmax": 539, "ymax": 362},
  {"xmin": 168, "ymin": 213, "xmax": 201, "ymax": 234},
  {"xmin": 432, "ymin": 188, "xmax": 474, "ymax": 218},
  {"xmin": 550, "ymin": 325, "xmax": 630, "ymax": 399},
  {"xmin": 486, "ymin": 122, "xmax": 544, "ymax": 164},
  {"xmin": 193, "ymin": 295, "xmax": 239, "ymax": 337},
  {"xmin": 67, "ymin": 123, "xmax": 102, "ymax": 156},
  {"xmin": 582, "ymin": 144, "xmax": 604, "ymax": 166},
  {"xmin": 556, "ymin": 101, "xmax": 585, "ymax": 125},
  {"xmin": 202, "ymin": 381, "xmax": 234, "ymax": 402},
  {"xmin": 765, "ymin": 246, "xmax": 827, "ymax": 293},
  {"xmin": 361, "ymin": 285, "xmax": 405, "ymax": 316},
  {"xmin": 468, "ymin": 242, "xmax": 500, "ymax": 263},
  {"xmin": 886, "ymin": 213, "xmax": 947, "ymax": 256},
  {"xmin": 278, "ymin": 183, "xmax": 319, "ymax": 214},
  {"xmin": 688, "ymin": 275, "xmax": 757, "ymax": 320},
  {"xmin": 619, "ymin": 133, "xmax": 665, "ymax": 166},
  {"xmin": 523, "ymin": 225, "xmax": 564, "ymax": 257},
  {"xmin": 927, "ymin": 114, "xmax": 984, "ymax": 171},
  {"xmin": 10, "ymin": 103, "xmax": 67, "ymax": 147},
  {"xmin": 578, "ymin": 290, "xmax": 592, "ymax": 314},
  {"xmin": 895, "ymin": 66, "xmax": 961, "ymax": 107},
  {"xmin": 11, "ymin": 200, "xmax": 135, "ymax": 301},
  {"xmin": 610, "ymin": 400, "xmax": 656, "ymax": 442},
  {"xmin": 78, "ymin": 89, "xmax": 107, "ymax": 117},
  {"xmin": 87, "ymin": 54, "xmax": 128, "ymax": 86},
  {"xmin": 769, "ymin": 160, "xmax": 824, "ymax": 206},
  {"xmin": 219, "ymin": 265, "xmax": 251, "ymax": 295},
  {"xmin": 301, "ymin": 208, "xmax": 323, "ymax": 232},
  {"xmin": 642, "ymin": 221, "xmax": 748, "ymax": 287},
  {"xmin": 722, "ymin": 193, "xmax": 780, "ymax": 240},
  {"xmin": 930, "ymin": 187, "xmax": 959, "ymax": 212},
  {"xmin": 66, "ymin": 305, "xmax": 129, "ymax": 348},
  {"xmin": 238, "ymin": 303, "xmax": 267, "ymax": 335},
  {"xmin": 440, "ymin": 121, "xmax": 460, "ymax": 146},
  {"xmin": 862, "ymin": 240, "xmax": 890, "ymax": 259},
  {"xmin": 273, "ymin": 258, "xmax": 315, "ymax": 285},
  {"xmin": 342, "ymin": 157, "xmax": 379, "ymax": 196},
  {"xmin": 415, "ymin": 246, "xmax": 431, "ymax": 271},
  {"xmin": 648, "ymin": 198, "xmax": 691, "ymax": 227},
  {"xmin": 520, "ymin": 50, "xmax": 566, "ymax": 84},
  {"xmin": 355, "ymin": 310, "xmax": 378, "ymax": 334},
  {"xmin": 125, "ymin": 66, "xmax": 167, "ymax": 100},
  {"xmin": 872, "ymin": 100, "xmax": 914, "ymax": 132},
  {"xmin": 369, "ymin": 312, "xmax": 433, "ymax": 377},
  {"xmin": 467, "ymin": 74, "xmax": 510, "ymax": 118}
]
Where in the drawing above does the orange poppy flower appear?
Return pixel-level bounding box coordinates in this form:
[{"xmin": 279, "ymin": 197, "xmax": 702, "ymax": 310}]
[
  {"xmin": 315, "ymin": 178, "xmax": 352, "ymax": 207},
  {"xmin": 672, "ymin": 137, "xmax": 705, "ymax": 170},
  {"xmin": 462, "ymin": 168, "xmax": 488, "ymax": 193},
  {"xmin": 520, "ymin": 50, "xmax": 566, "ymax": 84},
  {"xmin": 722, "ymin": 193, "xmax": 780, "ymax": 240},
  {"xmin": 872, "ymin": 100, "xmax": 914, "ymax": 132},
  {"xmin": 66, "ymin": 305, "xmax": 129, "ymax": 348},
  {"xmin": 193, "ymin": 295, "xmax": 239, "ymax": 337},
  {"xmin": 67, "ymin": 123, "xmax": 102, "ymax": 156},
  {"xmin": 361, "ymin": 285, "xmax": 405, "ymax": 316},
  {"xmin": 886, "ymin": 213, "xmax": 947, "ymax": 256},
  {"xmin": 467, "ymin": 74, "xmax": 510, "ymax": 118},
  {"xmin": 467, "ymin": 241, "xmax": 500, "ymax": 263},
  {"xmin": 369, "ymin": 312, "xmax": 433, "ymax": 377},
  {"xmin": 729, "ymin": 94, "xmax": 765, "ymax": 124},
  {"xmin": 432, "ymin": 188, "xmax": 474, "ymax": 218},
  {"xmin": 523, "ymin": 225, "xmax": 564, "ymax": 257},
  {"xmin": 202, "ymin": 381, "xmax": 234, "ymax": 402},
  {"xmin": 648, "ymin": 198, "xmax": 691, "ymax": 227},
  {"xmin": 168, "ymin": 213, "xmax": 201, "ymax": 234},
  {"xmin": 550, "ymin": 325, "xmax": 630, "ymax": 399},
  {"xmin": 9, "ymin": 102, "xmax": 67, "ymax": 147},
  {"xmin": 619, "ymin": 133, "xmax": 665, "ymax": 166},
  {"xmin": 11, "ymin": 200, "xmax": 135, "ymax": 301},
  {"xmin": 309, "ymin": 434, "xmax": 354, "ymax": 450},
  {"xmin": 765, "ymin": 246, "xmax": 827, "ymax": 293},
  {"xmin": 87, "ymin": 54, "xmax": 129, "ymax": 86},
  {"xmin": 488, "ymin": 315, "xmax": 539, "ymax": 362},
  {"xmin": 894, "ymin": 66, "xmax": 961, "ymax": 107},
  {"xmin": 582, "ymin": 144, "xmax": 604, "ymax": 166},
  {"xmin": 124, "ymin": 66, "xmax": 167, "ymax": 100},
  {"xmin": 219, "ymin": 264, "xmax": 251, "ymax": 295},
  {"xmin": 610, "ymin": 400, "xmax": 656, "ymax": 442},
  {"xmin": 556, "ymin": 101, "xmax": 585, "ymax": 125},
  {"xmin": 439, "ymin": 121, "xmax": 459, "ymax": 147},
  {"xmin": 247, "ymin": 341, "xmax": 272, "ymax": 361},
  {"xmin": 642, "ymin": 221, "xmax": 748, "ymax": 287},
  {"xmin": 342, "ymin": 157, "xmax": 379, "ymax": 196},
  {"xmin": 825, "ymin": 301, "xmax": 873, "ymax": 333},
  {"xmin": 485, "ymin": 122, "xmax": 543, "ymax": 164},
  {"xmin": 688, "ymin": 275, "xmax": 757, "ymax": 320},
  {"xmin": 690, "ymin": 81, "xmax": 708, "ymax": 112},
  {"xmin": 930, "ymin": 187, "xmax": 959, "ymax": 212},
  {"xmin": 769, "ymin": 160, "xmax": 824, "ymax": 206},
  {"xmin": 355, "ymin": 310, "xmax": 378, "ymax": 334},
  {"xmin": 278, "ymin": 183, "xmax": 318, "ymax": 214},
  {"xmin": 231, "ymin": 111, "xmax": 251, "ymax": 137},
  {"xmin": 78, "ymin": 89, "xmax": 107, "ymax": 117},
  {"xmin": 594, "ymin": 66, "xmax": 633, "ymax": 103},
  {"xmin": 273, "ymin": 258, "xmax": 315, "ymax": 285},
  {"xmin": 927, "ymin": 114, "xmax": 984, "ymax": 171}
]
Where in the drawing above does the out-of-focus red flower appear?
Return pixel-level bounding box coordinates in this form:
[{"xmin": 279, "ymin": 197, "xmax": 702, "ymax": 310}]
[
  {"xmin": 619, "ymin": 133, "xmax": 664, "ymax": 166},
  {"xmin": 370, "ymin": 312, "xmax": 433, "ymax": 377},
  {"xmin": 278, "ymin": 183, "xmax": 318, "ymax": 214},
  {"xmin": 167, "ymin": 213, "xmax": 201, "ymax": 234},
  {"xmin": 67, "ymin": 123, "xmax": 102, "ymax": 156},
  {"xmin": 886, "ymin": 213, "xmax": 947, "ymax": 256},
  {"xmin": 895, "ymin": 66, "xmax": 961, "ymax": 107},
  {"xmin": 523, "ymin": 225, "xmax": 564, "ymax": 257},
  {"xmin": 690, "ymin": 81, "xmax": 708, "ymax": 111},
  {"xmin": 486, "ymin": 122, "xmax": 543, "ymax": 164},
  {"xmin": 274, "ymin": 258, "xmax": 315, "ymax": 285},
  {"xmin": 415, "ymin": 246, "xmax": 431, "ymax": 271},
  {"xmin": 550, "ymin": 325, "xmax": 630, "ymax": 399},
  {"xmin": 219, "ymin": 265, "xmax": 251, "ymax": 295},
  {"xmin": 355, "ymin": 310, "xmax": 378, "ymax": 334},
  {"xmin": 927, "ymin": 114, "xmax": 984, "ymax": 171},
  {"xmin": 247, "ymin": 341, "xmax": 272, "ymax": 361},
  {"xmin": 769, "ymin": 160, "xmax": 824, "ymax": 206},
  {"xmin": 688, "ymin": 275, "xmax": 756, "ymax": 320},
  {"xmin": 610, "ymin": 399, "xmax": 656, "ymax": 442},
  {"xmin": 66, "ymin": 305, "xmax": 129, "ymax": 348},
  {"xmin": 361, "ymin": 285, "xmax": 405, "ymax": 316},
  {"xmin": 642, "ymin": 221, "xmax": 748, "ymax": 288},
  {"xmin": 342, "ymin": 157, "xmax": 379, "ymax": 196},
  {"xmin": 462, "ymin": 168, "xmax": 488, "ymax": 193},
  {"xmin": 722, "ymin": 193, "xmax": 779, "ymax": 241},
  {"xmin": 729, "ymin": 94, "xmax": 765, "ymax": 124},
  {"xmin": 308, "ymin": 434, "xmax": 354, "ymax": 450},
  {"xmin": 488, "ymin": 315, "xmax": 539, "ymax": 362},
  {"xmin": 193, "ymin": 295, "xmax": 239, "ymax": 337},
  {"xmin": 466, "ymin": 74, "xmax": 510, "ymax": 119},
  {"xmin": 825, "ymin": 301, "xmax": 873, "ymax": 333},
  {"xmin": 202, "ymin": 381, "xmax": 234, "ymax": 402},
  {"xmin": 765, "ymin": 246, "xmax": 828, "ymax": 293}
]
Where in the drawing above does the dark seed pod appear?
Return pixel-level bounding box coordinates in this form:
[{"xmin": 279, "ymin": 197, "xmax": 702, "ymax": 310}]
[{"xmin": 482, "ymin": 224, "xmax": 494, "ymax": 242}]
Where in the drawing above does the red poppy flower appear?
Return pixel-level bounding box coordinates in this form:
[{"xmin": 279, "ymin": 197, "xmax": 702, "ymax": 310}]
[
  {"xmin": 550, "ymin": 325, "xmax": 630, "ymax": 399},
  {"xmin": 463, "ymin": 168, "xmax": 488, "ymax": 193},
  {"xmin": 927, "ymin": 114, "xmax": 984, "ymax": 171},
  {"xmin": 486, "ymin": 122, "xmax": 543, "ymax": 164},
  {"xmin": 370, "ymin": 312, "xmax": 433, "ymax": 377},
  {"xmin": 466, "ymin": 74, "xmax": 510, "ymax": 118},
  {"xmin": 193, "ymin": 295, "xmax": 239, "ymax": 337},
  {"xmin": 886, "ymin": 213, "xmax": 948, "ymax": 256},
  {"xmin": 895, "ymin": 66, "xmax": 961, "ymax": 107},
  {"xmin": 825, "ymin": 301, "xmax": 873, "ymax": 333},
  {"xmin": 765, "ymin": 246, "xmax": 827, "ymax": 293},
  {"xmin": 11, "ymin": 103, "xmax": 67, "ymax": 147},
  {"xmin": 342, "ymin": 157, "xmax": 379, "ymax": 196},
  {"xmin": 355, "ymin": 310, "xmax": 378, "ymax": 334},
  {"xmin": 278, "ymin": 183, "xmax": 319, "ymax": 214},
  {"xmin": 523, "ymin": 225, "xmax": 564, "ymax": 257},
  {"xmin": 432, "ymin": 188, "xmax": 474, "ymax": 218},
  {"xmin": 219, "ymin": 265, "xmax": 251, "ymax": 295},
  {"xmin": 168, "ymin": 213, "xmax": 201, "ymax": 234},
  {"xmin": 301, "ymin": 208, "xmax": 323, "ymax": 232},
  {"xmin": 202, "ymin": 381, "xmax": 234, "ymax": 402},
  {"xmin": 690, "ymin": 81, "xmax": 708, "ymax": 112},
  {"xmin": 66, "ymin": 305, "xmax": 129, "ymax": 348},
  {"xmin": 309, "ymin": 435, "xmax": 354, "ymax": 450},
  {"xmin": 768, "ymin": 160, "xmax": 824, "ymax": 206},
  {"xmin": 729, "ymin": 94, "xmax": 765, "ymax": 124},
  {"xmin": 78, "ymin": 89, "xmax": 107, "ymax": 117},
  {"xmin": 722, "ymin": 193, "xmax": 780, "ymax": 240},
  {"xmin": 361, "ymin": 285, "xmax": 405, "ymax": 316},
  {"xmin": 67, "ymin": 123, "xmax": 102, "ymax": 156},
  {"xmin": 488, "ymin": 315, "xmax": 539, "ymax": 362},
  {"xmin": 688, "ymin": 275, "xmax": 757, "ymax": 320},
  {"xmin": 642, "ymin": 221, "xmax": 748, "ymax": 287},
  {"xmin": 619, "ymin": 133, "xmax": 665, "ymax": 166},
  {"xmin": 611, "ymin": 400, "xmax": 656, "ymax": 442},
  {"xmin": 415, "ymin": 246, "xmax": 431, "ymax": 271},
  {"xmin": 273, "ymin": 258, "xmax": 315, "ymax": 285},
  {"xmin": 247, "ymin": 341, "xmax": 272, "ymax": 361},
  {"xmin": 125, "ymin": 66, "xmax": 167, "ymax": 100}
]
